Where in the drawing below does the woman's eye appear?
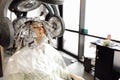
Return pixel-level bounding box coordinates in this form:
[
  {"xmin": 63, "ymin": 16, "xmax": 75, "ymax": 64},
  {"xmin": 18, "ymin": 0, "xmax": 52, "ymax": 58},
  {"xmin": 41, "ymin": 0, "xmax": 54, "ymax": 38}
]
[{"xmin": 33, "ymin": 27, "xmax": 38, "ymax": 29}]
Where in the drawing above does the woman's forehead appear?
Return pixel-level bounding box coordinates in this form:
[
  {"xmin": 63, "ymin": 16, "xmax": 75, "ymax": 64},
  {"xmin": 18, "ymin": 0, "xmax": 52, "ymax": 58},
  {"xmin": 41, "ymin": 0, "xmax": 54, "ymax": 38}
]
[{"xmin": 32, "ymin": 22, "xmax": 43, "ymax": 27}]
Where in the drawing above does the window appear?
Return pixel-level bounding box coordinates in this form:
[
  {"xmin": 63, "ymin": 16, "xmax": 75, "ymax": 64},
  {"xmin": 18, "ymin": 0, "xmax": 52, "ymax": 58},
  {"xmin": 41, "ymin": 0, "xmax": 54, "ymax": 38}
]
[
  {"xmin": 63, "ymin": 0, "xmax": 80, "ymax": 31},
  {"xmin": 84, "ymin": 0, "xmax": 120, "ymax": 58},
  {"xmin": 85, "ymin": 0, "xmax": 120, "ymax": 41},
  {"xmin": 63, "ymin": 0, "xmax": 80, "ymax": 56},
  {"xmin": 84, "ymin": 36, "xmax": 97, "ymax": 58},
  {"xmin": 63, "ymin": 31, "xmax": 79, "ymax": 55}
]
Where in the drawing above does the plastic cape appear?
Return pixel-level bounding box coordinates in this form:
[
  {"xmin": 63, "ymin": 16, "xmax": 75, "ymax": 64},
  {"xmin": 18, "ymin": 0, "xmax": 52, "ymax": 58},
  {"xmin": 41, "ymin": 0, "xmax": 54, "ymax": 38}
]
[{"xmin": 4, "ymin": 42, "xmax": 72, "ymax": 80}]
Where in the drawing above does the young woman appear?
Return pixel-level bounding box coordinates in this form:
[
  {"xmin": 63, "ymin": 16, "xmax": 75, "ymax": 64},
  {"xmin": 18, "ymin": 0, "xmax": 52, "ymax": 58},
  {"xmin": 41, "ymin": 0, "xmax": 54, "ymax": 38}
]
[{"xmin": 4, "ymin": 21, "xmax": 84, "ymax": 80}]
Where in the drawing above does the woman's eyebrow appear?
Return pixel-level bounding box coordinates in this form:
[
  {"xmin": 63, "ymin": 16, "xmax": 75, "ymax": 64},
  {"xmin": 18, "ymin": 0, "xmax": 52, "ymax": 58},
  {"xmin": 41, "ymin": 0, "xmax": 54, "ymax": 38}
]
[{"xmin": 33, "ymin": 26, "xmax": 42, "ymax": 29}]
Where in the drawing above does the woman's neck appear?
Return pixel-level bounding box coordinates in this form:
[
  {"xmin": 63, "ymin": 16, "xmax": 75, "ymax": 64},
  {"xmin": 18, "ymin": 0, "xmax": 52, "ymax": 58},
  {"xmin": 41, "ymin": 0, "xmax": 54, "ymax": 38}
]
[
  {"xmin": 36, "ymin": 38, "xmax": 43, "ymax": 45},
  {"xmin": 36, "ymin": 35, "xmax": 46, "ymax": 44}
]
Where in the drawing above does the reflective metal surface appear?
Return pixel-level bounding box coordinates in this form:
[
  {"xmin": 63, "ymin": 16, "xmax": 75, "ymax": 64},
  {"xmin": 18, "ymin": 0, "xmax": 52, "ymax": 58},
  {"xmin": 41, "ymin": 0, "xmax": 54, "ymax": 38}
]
[
  {"xmin": 0, "ymin": 17, "xmax": 14, "ymax": 48},
  {"xmin": 48, "ymin": 15, "xmax": 65, "ymax": 38},
  {"xmin": 0, "ymin": 0, "xmax": 64, "ymax": 49},
  {"xmin": 39, "ymin": 0, "xmax": 64, "ymax": 5},
  {"xmin": 15, "ymin": 0, "xmax": 41, "ymax": 12},
  {"xmin": 0, "ymin": 0, "xmax": 14, "ymax": 48}
]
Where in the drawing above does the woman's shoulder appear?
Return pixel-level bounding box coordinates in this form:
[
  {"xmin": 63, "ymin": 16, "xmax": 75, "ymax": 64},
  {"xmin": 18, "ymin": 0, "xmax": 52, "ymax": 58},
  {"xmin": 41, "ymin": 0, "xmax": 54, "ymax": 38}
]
[{"xmin": 10, "ymin": 46, "xmax": 32, "ymax": 58}]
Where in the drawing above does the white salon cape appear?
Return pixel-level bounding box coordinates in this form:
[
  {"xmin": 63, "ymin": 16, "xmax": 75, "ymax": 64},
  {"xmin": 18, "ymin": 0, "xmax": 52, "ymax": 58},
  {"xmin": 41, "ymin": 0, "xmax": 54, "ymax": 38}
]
[{"xmin": 4, "ymin": 39, "xmax": 71, "ymax": 80}]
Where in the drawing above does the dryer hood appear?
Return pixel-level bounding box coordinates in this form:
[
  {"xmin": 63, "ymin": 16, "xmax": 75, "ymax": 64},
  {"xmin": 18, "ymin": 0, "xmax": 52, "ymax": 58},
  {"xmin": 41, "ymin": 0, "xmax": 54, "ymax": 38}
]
[{"xmin": 39, "ymin": 0, "xmax": 64, "ymax": 5}]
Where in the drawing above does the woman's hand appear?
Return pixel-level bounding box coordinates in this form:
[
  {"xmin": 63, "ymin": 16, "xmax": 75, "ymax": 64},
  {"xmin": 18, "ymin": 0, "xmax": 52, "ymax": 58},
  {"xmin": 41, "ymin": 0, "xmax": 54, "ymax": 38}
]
[{"xmin": 70, "ymin": 73, "xmax": 85, "ymax": 80}]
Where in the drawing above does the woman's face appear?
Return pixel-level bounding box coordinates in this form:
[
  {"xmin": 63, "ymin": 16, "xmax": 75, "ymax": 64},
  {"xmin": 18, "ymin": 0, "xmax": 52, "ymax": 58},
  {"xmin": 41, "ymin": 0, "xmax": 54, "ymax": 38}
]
[{"xmin": 32, "ymin": 22, "xmax": 45, "ymax": 39}]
